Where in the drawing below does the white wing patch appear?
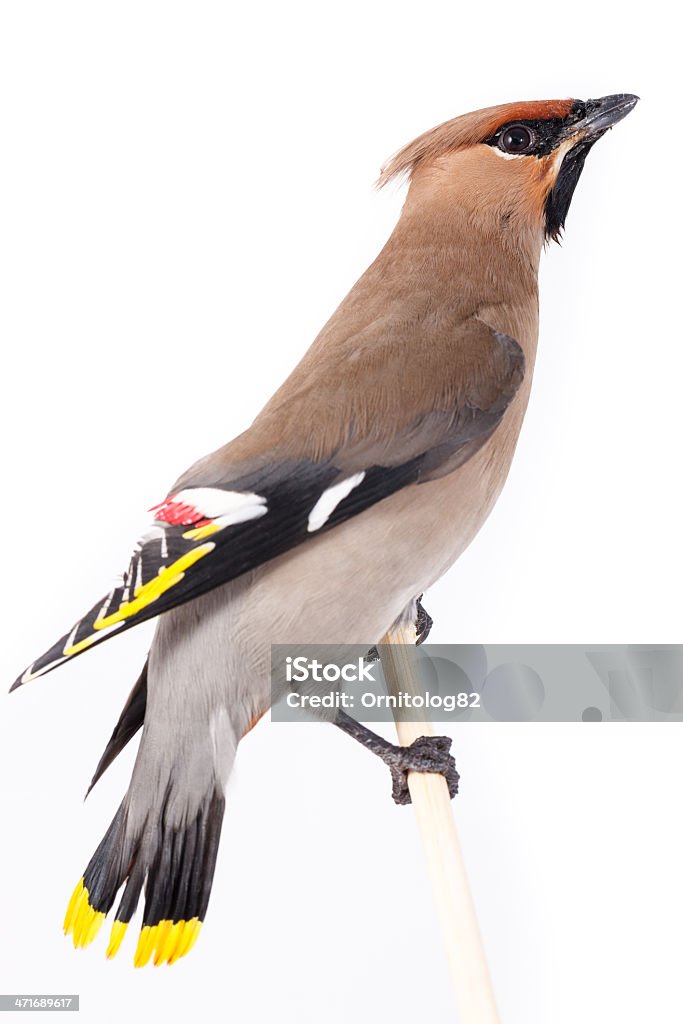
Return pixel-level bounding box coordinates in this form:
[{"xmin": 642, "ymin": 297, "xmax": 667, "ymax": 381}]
[
  {"xmin": 171, "ymin": 488, "xmax": 267, "ymax": 522},
  {"xmin": 150, "ymin": 487, "xmax": 268, "ymax": 540},
  {"xmin": 307, "ymin": 472, "xmax": 366, "ymax": 532}
]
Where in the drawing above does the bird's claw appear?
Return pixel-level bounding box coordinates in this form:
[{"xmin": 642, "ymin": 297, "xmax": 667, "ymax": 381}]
[
  {"xmin": 414, "ymin": 596, "xmax": 433, "ymax": 646},
  {"xmin": 365, "ymin": 595, "xmax": 433, "ymax": 663},
  {"xmin": 380, "ymin": 734, "xmax": 459, "ymax": 805}
]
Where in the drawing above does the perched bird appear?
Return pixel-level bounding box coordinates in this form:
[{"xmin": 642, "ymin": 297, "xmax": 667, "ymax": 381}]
[{"xmin": 12, "ymin": 93, "xmax": 638, "ymax": 966}]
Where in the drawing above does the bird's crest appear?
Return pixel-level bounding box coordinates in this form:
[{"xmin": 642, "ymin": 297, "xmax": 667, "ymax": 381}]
[{"xmin": 377, "ymin": 99, "xmax": 576, "ymax": 187}]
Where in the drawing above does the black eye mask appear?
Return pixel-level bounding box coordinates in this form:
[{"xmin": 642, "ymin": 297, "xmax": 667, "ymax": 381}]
[{"xmin": 483, "ymin": 101, "xmax": 586, "ymax": 158}]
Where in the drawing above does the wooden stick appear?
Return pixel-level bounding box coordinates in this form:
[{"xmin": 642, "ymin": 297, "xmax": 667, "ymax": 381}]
[{"xmin": 377, "ymin": 623, "xmax": 501, "ymax": 1023}]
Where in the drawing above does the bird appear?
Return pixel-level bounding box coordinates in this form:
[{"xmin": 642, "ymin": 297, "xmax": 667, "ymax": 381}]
[{"xmin": 12, "ymin": 92, "xmax": 638, "ymax": 967}]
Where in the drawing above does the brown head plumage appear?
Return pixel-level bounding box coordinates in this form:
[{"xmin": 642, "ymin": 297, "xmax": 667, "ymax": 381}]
[{"xmin": 379, "ymin": 95, "xmax": 638, "ymax": 241}]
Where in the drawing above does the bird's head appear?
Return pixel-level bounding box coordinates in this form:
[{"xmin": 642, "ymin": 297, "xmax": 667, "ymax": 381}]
[{"xmin": 379, "ymin": 94, "xmax": 638, "ymax": 243}]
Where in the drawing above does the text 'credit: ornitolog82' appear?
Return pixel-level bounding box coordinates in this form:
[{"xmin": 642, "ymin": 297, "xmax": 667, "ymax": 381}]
[{"xmin": 270, "ymin": 645, "xmax": 683, "ymax": 723}]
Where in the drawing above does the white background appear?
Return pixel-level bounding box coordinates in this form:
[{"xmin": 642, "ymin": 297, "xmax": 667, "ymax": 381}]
[{"xmin": 0, "ymin": 2, "xmax": 680, "ymax": 1022}]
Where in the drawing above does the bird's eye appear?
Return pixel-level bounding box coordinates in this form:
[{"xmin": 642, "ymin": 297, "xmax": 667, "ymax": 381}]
[{"xmin": 499, "ymin": 124, "xmax": 534, "ymax": 154}]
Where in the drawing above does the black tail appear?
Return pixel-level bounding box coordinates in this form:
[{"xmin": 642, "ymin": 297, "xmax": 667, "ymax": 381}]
[{"xmin": 63, "ymin": 788, "xmax": 225, "ymax": 966}]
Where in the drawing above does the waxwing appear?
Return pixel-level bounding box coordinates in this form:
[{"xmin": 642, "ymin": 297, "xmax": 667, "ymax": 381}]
[{"xmin": 12, "ymin": 93, "xmax": 638, "ymax": 966}]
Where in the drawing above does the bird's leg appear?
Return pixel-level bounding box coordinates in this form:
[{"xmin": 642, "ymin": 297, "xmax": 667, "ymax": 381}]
[
  {"xmin": 365, "ymin": 594, "xmax": 433, "ymax": 663},
  {"xmin": 346, "ymin": 594, "xmax": 449, "ymax": 803},
  {"xmin": 334, "ymin": 710, "xmax": 459, "ymax": 806}
]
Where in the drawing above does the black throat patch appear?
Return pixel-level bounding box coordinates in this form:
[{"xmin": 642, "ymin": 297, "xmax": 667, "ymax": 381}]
[{"xmin": 544, "ymin": 135, "xmax": 601, "ymax": 242}]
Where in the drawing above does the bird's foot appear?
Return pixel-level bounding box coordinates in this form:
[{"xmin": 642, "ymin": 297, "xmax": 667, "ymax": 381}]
[
  {"xmin": 414, "ymin": 595, "xmax": 433, "ymax": 646},
  {"xmin": 378, "ymin": 734, "xmax": 459, "ymax": 805},
  {"xmin": 365, "ymin": 594, "xmax": 433, "ymax": 662},
  {"xmin": 334, "ymin": 711, "xmax": 458, "ymax": 805}
]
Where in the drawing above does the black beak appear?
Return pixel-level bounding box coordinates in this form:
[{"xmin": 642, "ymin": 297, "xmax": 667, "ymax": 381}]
[
  {"xmin": 579, "ymin": 93, "xmax": 639, "ymax": 138},
  {"xmin": 545, "ymin": 93, "xmax": 638, "ymax": 242}
]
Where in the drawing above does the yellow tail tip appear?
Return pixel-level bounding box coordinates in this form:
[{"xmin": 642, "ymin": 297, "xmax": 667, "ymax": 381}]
[
  {"xmin": 106, "ymin": 920, "xmax": 128, "ymax": 959},
  {"xmin": 82, "ymin": 909, "xmax": 105, "ymax": 947},
  {"xmin": 73, "ymin": 901, "xmax": 105, "ymax": 948},
  {"xmin": 134, "ymin": 925, "xmax": 158, "ymax": 968},
  {"xmin": 63, "ymin": 879, "xmax": 86, "ymax": 935},
  {"xmin": 164, "ymin": 921, "xmax": 187, "ymax": 965},
  {"xmin": 177, "ymin": 918, "xmax": 202, "ymax": 961},
  {"xmin": 134, "ymin": 918, "xmax": 202, "ymax": 967},
  {"xmin": 152, "ymin": 920, "xmax": 174, "ymax": 966},
  {"xmin": 64, "ymin": 880, "xmax": 105, "ymax": 948}
]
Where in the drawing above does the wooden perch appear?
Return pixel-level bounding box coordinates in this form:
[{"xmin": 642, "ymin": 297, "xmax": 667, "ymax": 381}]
[{"xmin": 377, "ymin": 623, "xmax": 501, "ymax": 1023}]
